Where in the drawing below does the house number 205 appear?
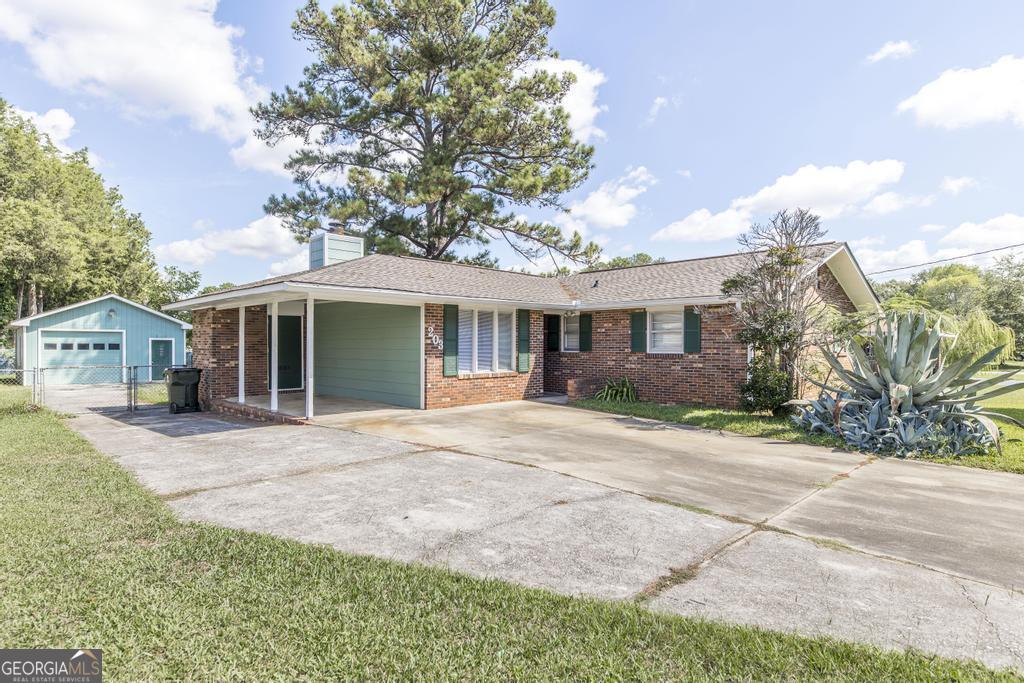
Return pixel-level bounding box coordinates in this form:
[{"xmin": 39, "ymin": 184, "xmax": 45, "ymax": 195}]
[{"xmin": 426, "ymin": 325, "xmax": 443, "ymax": 351}]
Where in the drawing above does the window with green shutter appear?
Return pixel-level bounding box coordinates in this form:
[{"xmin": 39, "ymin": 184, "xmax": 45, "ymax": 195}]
[
  {"xmin": 442, "ymin": 304, "xmax": 458, "ymax": 376},
  {"xmin": 683, "ymin": 307, "xmax": 701, "ymax": 353},
  {"xmin": 579, "ymin": 313, "xmax": 592, "ymax": 352},
  {"xmin": 517, "ymin": 309, "xmax": 530, "ymax": 372},
  {"xmin": 630, "ymin": 311, "xmax": 646, "ymax": 352},
  {"xmin": 544, "ymin": 315, "xmax": 560, "ymax": 351}
]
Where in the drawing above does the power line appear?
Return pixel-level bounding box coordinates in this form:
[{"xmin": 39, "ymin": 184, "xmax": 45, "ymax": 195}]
[{"xmin": 866, "ymin": 241, "xmax": 1024, "ymax": 276}]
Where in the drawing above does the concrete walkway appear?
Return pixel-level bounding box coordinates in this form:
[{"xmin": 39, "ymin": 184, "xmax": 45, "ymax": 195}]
[{"xmin": 68, "ymin": 402, "xmax": 1024, "ymax": 671}]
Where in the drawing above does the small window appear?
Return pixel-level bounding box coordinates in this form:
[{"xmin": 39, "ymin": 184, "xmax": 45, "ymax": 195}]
[
  {"xmin": 60, "ymin": 342, "xmax": 73, "ymax": 350},
  {"xmin": 43, "ymin": 343, "xmax": 57, "ymax": 350},
  {"xmin": 108, "ymin": 342, "xmax": 121, "ymax": 351},
  {"xmin": 92, "ymin": 343, "xmax": 106, "ymax": 350},
  {"xmin": 456, "ymin": 308, "xmax": 516, "ymax": 373},
  {"xmin": 497, "ymin": 312, "xmax": 513, "ymax": 371},
  {"xmin": 563, "ymin": 316, "xmax": 580, "ymax": 352},
  {"xmin": 650, "ymin": 311, "xmax": 684, "ymax": 353},
  {"xmin": 458, "ymin": 309, "xmax": 474, "ymax": 373},
  {"xmin": 77, "ymin": 343, "xmax": 90, "ymax": 350}
]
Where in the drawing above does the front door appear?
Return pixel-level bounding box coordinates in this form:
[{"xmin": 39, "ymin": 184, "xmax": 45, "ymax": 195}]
[
  {"xmin": 267, "ymin": 315, "xmax": 303, "ymax": 390},
  {"xmin": 150, "ymin": 339, "xmax": 173, "ymax": 381}
]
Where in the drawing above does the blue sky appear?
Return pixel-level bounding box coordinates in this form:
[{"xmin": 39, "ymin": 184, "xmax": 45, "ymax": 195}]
[{"xmin": 2, "ymin": 1, "xmax": 1024, "ymax": 287}]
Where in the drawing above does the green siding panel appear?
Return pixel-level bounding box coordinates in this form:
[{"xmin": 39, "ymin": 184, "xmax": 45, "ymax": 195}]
[
  {"xmin": 630, "ymin": 311, "xmax": 646, "ymax": 352},
  {"xmin": 684, "ymin": 307, "xmax": 701, "ymax": 353},
  {"xmin": 516, "ymin": 309, "xmax": 530, "ymax": 372},
  {"xmin": 314, "ymin": 301, "xmax": 421, "ymax": 408},
  {"xmin": 579, "ymin": 313, "xmax": 592, "ymax": 352},
  {"xmin": 443, "ymin": 305, "xmax": 458, "ymax": 377}
]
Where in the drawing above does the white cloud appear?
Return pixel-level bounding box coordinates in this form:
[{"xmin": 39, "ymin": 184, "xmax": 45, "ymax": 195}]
[
  {"xmin": 229, "ymin": 134, "xmax": 304, "ymax": 178},
  {"xmin": 919, "ymin": 223, "xmax": 947, "ymax": 233},
  {"xmin": 653, "ymin": 159, "xmax": 905, "ymax": 242},
  {"xmin": 898, "ymin": 55, "xmax": 1024, "ymax": 129},
  {"xmin": 533, "ymin": 58, "xmax": 607, "ymax": 143},
  {"xmin": 269, "ymin": 250, "xmax": 310, "ymax": 276},
  {"xmin": 862, "ymin": 191, "xmax": 934, "ymax": 215},
  {"xmin": 676, "ymin": 169, "xmax": 692, "ymax": 179},
  {"xmin": 941, "ymin": 213, "xmax": 1024, "ymax": 248},
  {"xmin": 13, "ymin": 106, "xmax": 74, "ymax": 149},
  {"xmin": 0, "ymin": 0, "xmax": 283, "ymax": 172},
  {"xmin": 866, "ymin": 40, "xmax": 915, "ymax": 64},
  {"xmin": 651, "ymin": 207, "xmax": 751, "ymax": 242},
  {"xmin": 940, "ymin": 175, "xmax": 977, "ymax": 195},
  {"xmin": 645, "ymin": 96, "xmax": 668, "ymax": 125},
  {"xmin": 154, "ymin": 215, "xmax": 303, "ymax": 266},
  {"xmin": 557, "ymin": 166, "xmax": 656, "ymax": 236}
]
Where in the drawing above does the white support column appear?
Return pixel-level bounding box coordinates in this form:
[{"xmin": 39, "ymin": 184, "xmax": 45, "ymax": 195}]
[
  {"xmin": 270, "ymin": 301, "xmax": 279, "ymax": 412},
  {"xmin": 237, "ymin": 306, "xmax": 246, "ymax": 404},
  {"xmin": 305, "ymin": 294, "xmax": 314, "ymax": 419}
]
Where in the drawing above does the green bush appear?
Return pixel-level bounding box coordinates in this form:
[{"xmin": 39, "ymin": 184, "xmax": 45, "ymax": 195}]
[
  {"xmin": 594, "ymin": 377, "xmax": 638, "ymax": 402},
  {"xmin": 739, "ymin": 354, "xmax": 792, "ymax": 415}
]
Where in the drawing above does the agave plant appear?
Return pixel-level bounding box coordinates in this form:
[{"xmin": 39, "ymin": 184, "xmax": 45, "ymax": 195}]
[
  {"xmin": 594, "ymin": 377, "xmax": 638, "ymax": 402},
  {"xmin": 791, "ymin": 310, "xmax": 1024, "ymax": 455}
]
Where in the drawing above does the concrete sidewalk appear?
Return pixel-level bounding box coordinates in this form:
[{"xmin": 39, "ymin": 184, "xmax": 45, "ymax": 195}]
[{"xmin": 68, "ymin": 404, "xmax": 1024, "ymax": 671}]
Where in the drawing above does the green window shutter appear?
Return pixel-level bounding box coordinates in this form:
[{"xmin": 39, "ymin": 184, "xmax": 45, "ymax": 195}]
[
  {"xmin": 630, "ymin": 311, "xmax": 647, "ymax": 352},
  {"xmin": 443, "ymin": 304, "xmax": 458, "ymax": 376},
  {"xmin": 684, "ymin": 307, "xmax": 701, "ymax": 353},
  {"xmin": 517, "ymin": 309, "xmax": 531, "ymax": 373},
  {"xmin": 579, "ymin": 313, "xmax": 592, "ymax": 352},
  {"xmin": 545, "ymin": 315, "xmax": 560, "ymax": 352}
]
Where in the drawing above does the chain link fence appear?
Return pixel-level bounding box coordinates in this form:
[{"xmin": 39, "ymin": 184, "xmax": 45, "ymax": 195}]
[{"xmin": 4, "ymin": 364, "xmax": 190, "ymax": 414}]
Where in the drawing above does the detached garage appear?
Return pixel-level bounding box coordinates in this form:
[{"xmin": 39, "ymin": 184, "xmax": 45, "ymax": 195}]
[{"xmin": 9, "ymin": 294, "xmax": 191, "ymax": 385}]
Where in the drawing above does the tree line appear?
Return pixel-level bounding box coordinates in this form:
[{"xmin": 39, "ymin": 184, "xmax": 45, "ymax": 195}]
[{"xmin": 0, "ymin": 100, "xmax": 227, "ymax": 344}]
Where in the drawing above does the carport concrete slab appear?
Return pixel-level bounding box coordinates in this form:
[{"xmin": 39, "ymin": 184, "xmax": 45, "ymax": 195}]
[
  {"xmin": 437, "ymin": 491, "xmax": 745, "ymax": 599},
  {"xmin": 169, "ymin": 449, "xmax": 745, "ymax": 599},
  {"xmin": 329, "ymin": 401, "xmax": 865, "ymax": 521},
  {"xmin": 772, "ymin": 457, "xmax": 1024, "ymax": 589},
  {"xmin": 70, "ymin": 413, "xmax": 417, "ymax": 496},
  {"xmin": 652, "ymin": 531, "xmax": 1024, "ymax": 671}
]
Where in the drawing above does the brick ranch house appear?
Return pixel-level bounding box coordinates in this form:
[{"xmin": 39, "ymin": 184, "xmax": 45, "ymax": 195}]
[{"xmin": 164, "ymin": 233, "xmax": 878, "ymax": 420}]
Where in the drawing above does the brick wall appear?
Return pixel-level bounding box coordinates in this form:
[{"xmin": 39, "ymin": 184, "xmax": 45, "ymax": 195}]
[
  {"xmin": 544, "ymin": 304, "xmax": 748, "ymax": 408},
  {"xmin": 423, "ymin": 304, "xmax": 545, "ymax": 409},
  {"xmin": 192, "ymin": 305, "xmax": 268, "ymax": 405}
]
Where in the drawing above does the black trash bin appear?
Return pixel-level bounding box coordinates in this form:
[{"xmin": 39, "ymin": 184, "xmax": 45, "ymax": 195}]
[{"xmin": 164, "ymin": 367, "xmax": 202, "ymax": 414}]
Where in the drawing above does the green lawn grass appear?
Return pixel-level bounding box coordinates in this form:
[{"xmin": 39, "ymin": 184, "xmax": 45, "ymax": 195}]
[
  {"xmin": 575, "ymin": 389, "xmax": 1024, "ymax": 475},
  {"xmin": 0, "ymin": 386, "xmax": 1012, "ymax": 680}
]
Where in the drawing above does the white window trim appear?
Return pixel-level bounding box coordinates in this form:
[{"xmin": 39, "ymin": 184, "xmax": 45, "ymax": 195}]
[
  {"xmin": 646, "ymin": 308, "xmax": 687, "ymax": 355},
  {"xmin": 458, "ymin": 306, "xmax": 517, "ymax": 375},
  {"xmin": 560, "ymin": 314, "xmax": 581, "ymax": 353},
  {"xmin": 147, "ymin": 337, "xmax": 176, "ymax": 382}
]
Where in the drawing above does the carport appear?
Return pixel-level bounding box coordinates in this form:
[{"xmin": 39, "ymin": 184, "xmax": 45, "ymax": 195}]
[{"xmin": 173, "ymin": 289, "xmax": 425, "ymax": 420}]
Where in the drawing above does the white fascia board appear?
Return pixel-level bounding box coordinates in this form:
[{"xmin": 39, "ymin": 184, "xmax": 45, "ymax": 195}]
[{"xmin": 12, "ymin": 293, "xmax": 192, "ymax": 329}]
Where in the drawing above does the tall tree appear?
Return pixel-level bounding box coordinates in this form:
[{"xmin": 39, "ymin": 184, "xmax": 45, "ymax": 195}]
[{"xmin": 255, "ymin": 0, "xmax": 599, "ymax": 266}]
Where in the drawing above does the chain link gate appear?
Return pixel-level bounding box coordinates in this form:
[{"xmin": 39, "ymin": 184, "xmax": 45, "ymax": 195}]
[
  {"xmin": 33, "ymin": 365, "xmax": 180, "ymax": 414},
  {"xmin": 0, "ymin": 368, "xmax": 38, "ymax": 404}
]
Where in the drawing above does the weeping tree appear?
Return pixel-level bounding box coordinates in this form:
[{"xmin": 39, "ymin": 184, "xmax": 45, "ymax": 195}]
[{"xmin": 254, "ymin": 0, "xmax": 600, "ymax": 266}]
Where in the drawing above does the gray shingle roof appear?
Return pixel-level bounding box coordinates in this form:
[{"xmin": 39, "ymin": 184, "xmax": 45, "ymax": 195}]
[{"xmin": 188, "ymin": 242, "xmax": 841, "ymax": 308}]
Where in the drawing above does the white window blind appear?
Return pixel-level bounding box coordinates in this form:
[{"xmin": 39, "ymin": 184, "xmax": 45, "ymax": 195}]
[
  {"xmin": 650, "ymin": 311, "xmax": 684, "ymax": 352},
  {"xmin": 498, "ymin": 312, "xmax": 513, "ymax": 370},
  {"xmin": 458, "ymin": 309, "xmax": 474, "ymax": 372},
  {"xmin": 563, "ymin": 316, "xmax": 580, "ymax": 352},
  {"xmin": 477, "ymin": 310, "xmax": 494, "ymax": 370}
]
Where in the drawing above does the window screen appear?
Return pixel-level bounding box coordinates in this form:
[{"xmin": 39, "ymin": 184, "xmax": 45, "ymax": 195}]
[
  {"xmin": 77, "ymin": 343, "xmax": 90, "ymax": 350},
  {"xmin": 43, "ymin": 343, "xmax": 57, "ymax": 350},
  {"xmin": 650, "ymin": 311, "xmax": 684, "ymax": 352},
  {"xmin": 108, "ymin": 342, "xmax": 121, "ymax": 351},
  {"xmin": 563, "ymin": 316, "xmax": 580, "ymax": 352},
  {"xmin": 93, "ymin": 343, "xmax": 106, "ymax": 350},
  {"xmin": 60, "ymin": 343, "xmax": 73, "ymax": 350}
]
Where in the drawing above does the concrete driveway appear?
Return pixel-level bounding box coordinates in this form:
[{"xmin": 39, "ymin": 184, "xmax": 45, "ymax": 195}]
[{"xmin": 69, "ymin": 401, "xmax": 1024, "ymax": 671}]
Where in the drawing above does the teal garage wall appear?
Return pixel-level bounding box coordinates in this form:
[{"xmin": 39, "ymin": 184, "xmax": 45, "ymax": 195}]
[
  {"xmin": 314, "ymin": 301, "xmax": 421, "ymax": 408},
  {"xmin": 20, "ymin": 296, "xmax": 187, "ymax": 384}
]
